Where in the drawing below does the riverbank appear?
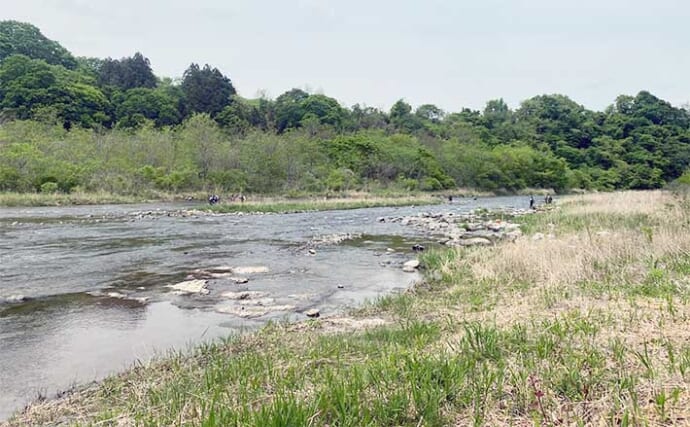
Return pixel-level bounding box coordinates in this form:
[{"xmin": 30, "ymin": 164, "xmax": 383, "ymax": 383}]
[
  {"xmin": 0, "ymin": 190, "xmax": 485, "ymax": 209},
  {"xmin": 6, "ymin": 190, "xmax": 688, "ymax": 426},
  {"xmin": 205, "ymin": 194, "xmax": 444, "ymax": 214}
]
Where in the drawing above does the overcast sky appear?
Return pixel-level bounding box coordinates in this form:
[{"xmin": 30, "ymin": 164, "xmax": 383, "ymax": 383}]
[{"xmin": 4, "ymin": 0, "xmax": 689, "ymax": 111}]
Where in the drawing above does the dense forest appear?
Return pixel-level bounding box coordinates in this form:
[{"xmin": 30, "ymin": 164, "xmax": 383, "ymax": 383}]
[{"xmin": 1, "ymin": 20, "xmax": 689, "ymax": 196}]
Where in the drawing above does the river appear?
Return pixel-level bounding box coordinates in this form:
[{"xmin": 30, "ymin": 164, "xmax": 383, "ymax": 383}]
[{"xmin": 0, "ymin": 196, "xmax": 526, "ymax": 420}]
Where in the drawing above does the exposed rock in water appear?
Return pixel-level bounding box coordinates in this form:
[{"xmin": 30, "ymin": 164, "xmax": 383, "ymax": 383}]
[
  {"xmin": 232, "ymin": 266, "xmax": 270, "ymax": 275},
  {"xmin": 166, "ymin": 279, "xmax": 209, "ymax": 295},
  {"xmin": 1, "ymin": 295, "xmax": 29, "ymax": 304},
  {"xmin": 305, "ymin": 308, "xmax": 321, "ymax": 318},
  {"xmin": 106, "ymin": 292, "xmax": 127, "ymax": 299},
  {"xmin": 403, "ymin": 259, "xmax": 420, "ymax": 269},
  {"xmin": 402, "ymin": 266, "xmax": 417, "ymax": 273},
  {"xmin": 221, "ymin": 291, "xmax": 269, "ymax": 300},
  {"xmin": 297, "ymin": 233, "xmax": 362, "ymax": 253},
  {"xmin": 229, "ymin": 277, "xmax": 249, "ymax": 284}
]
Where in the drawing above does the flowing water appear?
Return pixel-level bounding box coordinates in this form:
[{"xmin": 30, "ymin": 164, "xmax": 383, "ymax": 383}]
[{"xmin": 0, "ymin": 196, "xmax": 526, "ymax": 419}]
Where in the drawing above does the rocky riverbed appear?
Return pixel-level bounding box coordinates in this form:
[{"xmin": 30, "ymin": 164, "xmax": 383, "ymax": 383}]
[
  {"xmin": 379, "ymin": 207, "xmax": 530, "ymax": 248},
  {"xmin": 0, "ymin": 196, "xmax": 532, "ymax": 420}
]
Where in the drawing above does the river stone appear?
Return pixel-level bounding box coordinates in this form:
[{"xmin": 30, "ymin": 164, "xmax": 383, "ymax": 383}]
[
  {"xmin": 221, "ymin": 291, "xmax": 268, "ymax": 300},
  {"xmin": 403, "ymin": 259, "xmax": 420, "ymax": 269},
  {"xmin": 233, "ymin": 266, "xmax": 270, "ymax": 275},
  {"xmin": 402, "ymin": 266, "xmax": 417, "ymax": 273},
  {"xmin": 2, "ymin": 295, "xmax": 27, "ymax": 303},
  {"xmin": 167, "ymin": 279, "xmax": 208, "ymax": 295},
  {"xmin": 229, "ymin": 277, "xmax": 249, "ymax": 284},
  {"xmin": 106, "ymin": 292, "xmax": 127, "ymax": 299},
  {"xmin": 464, "ymin": 223, "xmax": 484, "ymax": 232},
  {"xmin": 216, "ymin": 303, "xmax": 295, "ymax": 318},
  {"xmin": 504, "ymin": 230, "xmax": 523, "ymax": 242},
  {"xmin": 305, "ymin": 308, "xmax": 321, "ymax": 318},
  {"xmin": 486, "ymin": 222, "xmax": 504, "ymax": 232},
  {"xmin": 456, "ymin": 237, "xmax": 492, "ymax": 246},
  {"xmin": 207, "ymin": 266, "xmax": 234, "ymax": 273}
]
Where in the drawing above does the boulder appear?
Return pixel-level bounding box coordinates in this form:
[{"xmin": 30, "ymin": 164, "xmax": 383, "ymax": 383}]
[
  {"xmin": 221, "ymin": 291, "xmax": 268, "ymax": 300},
  {"xmin": 504, "ymin": 230, "xmax": 523, "ymax": 242},
  {"xmin": 402, "ymin": 266, "xmax": 417, "ymax": 273},
  {"xmin": 455, "ymin": 237, "xmax": 492, "ymax": 246},
  {"xmin": 167, "ymin": 279, "xmax": 208, "ymax": 295},
  {"xmin": 305, "ymin": 308, "xmax": 321, "ymax": 318},
  {"xmin": 106, "ymin": 292, "xmax": 127, "ymax": 299},
  {"xmin": 403, "ymin": 259, "xmax": 420, "ymax": 269}
]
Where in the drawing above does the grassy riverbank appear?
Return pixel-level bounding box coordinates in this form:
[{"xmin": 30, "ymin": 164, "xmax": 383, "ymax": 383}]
[
  {"xmin": 0, "ymin": 190, "xmax": 477, "ymax": 209},
  {"xmin": 6, "ymin": 190, "xmax": 689, "ymax": 426},
  {"xmin": 206, "ymin": 194, "xmax": 445, "ymax": 214},
  {"xmin": 0, "ymin": 191, "xmax": 149, "ymax": 207}
]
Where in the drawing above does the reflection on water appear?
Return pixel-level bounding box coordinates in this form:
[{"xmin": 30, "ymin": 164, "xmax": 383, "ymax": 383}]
[{"xmin": 0, "ymin": 300, "xmax": 251, "ymax": 421}]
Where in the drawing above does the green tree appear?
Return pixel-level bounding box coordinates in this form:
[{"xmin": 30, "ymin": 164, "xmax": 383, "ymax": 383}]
[
  {"xmin": 390, "ymin": 99, "xmax": 423, "ymax": 132},
  {"xmin": 274, "ymin": 88, "xmax": 309, "ymax": 132},
  {"xmin": 114, "ymin": 87, "xmax": 181, "ymax": 128},
  {"xmin": 301, "ymin": 94, "xmax": 346, "ymax": 129},
  {"xmin": 0, "ymin": 21, "xmax": 77, "ymax": 68},
  {"xmin": 97, "ymin": 52, "xmax": 157, "ymax": 91},
  {"xmin": 0, "ymin": 55, "xmax": 110, "ymax": 128},
  {"xmin": 216, "ymin": 96, "xmax": 263, "ymax": 135},
  {"xmin": 181, "ymin": 63, "xmax": 236, "ymax": 116}
]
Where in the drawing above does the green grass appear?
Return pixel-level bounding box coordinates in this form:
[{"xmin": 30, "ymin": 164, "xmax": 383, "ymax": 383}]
[
  {"xmin": 516, "ymin": 209, "xmax": 656, "ymax": 235},
  {"xmin": 0, "ymin": 191, "xmax": 145, "ymax": 207},
  {"xmin": 205, "ymin": 196, "xmax": 441, "ymax": 214}
]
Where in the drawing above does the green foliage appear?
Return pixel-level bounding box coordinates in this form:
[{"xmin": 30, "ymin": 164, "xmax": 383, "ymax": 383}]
[
  {"xmin": 0, "ymin": 55, "xmax": 111, "ymax": 128},
  {"xmin": 0, "ymin": 21, "xmax": 77, "ymax": 68},
  {"xmin": 114, "ymin": 87, "xmax": 181, "ymax": 128},
  {"xmin": 181, "ymin": 63, "xmax": 236, "ymax": 116},
  {"xmin": 1, "ymin": 20, "xmax": 690, "ymax": 194},
  {"xmin": 97, "ymin": 52, "xmax": 157, "ymax": 91}
]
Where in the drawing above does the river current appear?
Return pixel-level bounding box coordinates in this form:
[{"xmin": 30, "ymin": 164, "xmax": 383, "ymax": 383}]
[{"xmin": 0, "ymin": 196, "xmax": 525, "ymax": 419}]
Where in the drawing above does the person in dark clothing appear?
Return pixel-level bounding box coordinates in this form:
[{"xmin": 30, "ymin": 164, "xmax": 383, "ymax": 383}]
[{"xmin": 529, "ymin": 195, "xmax": 535, "ymax": 209}]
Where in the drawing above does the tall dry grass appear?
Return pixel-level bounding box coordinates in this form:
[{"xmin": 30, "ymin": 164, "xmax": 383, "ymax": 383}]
[{"xmin": 469, "ymin": 191, "xmax": 690, "ymax": 289}]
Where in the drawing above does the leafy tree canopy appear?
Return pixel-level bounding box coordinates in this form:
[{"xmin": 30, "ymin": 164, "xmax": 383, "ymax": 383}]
[
  {"xmin": 97, "ymin": 52, "xmax": 157, "ymax": 91},
  {"xmin": 181, "ymin": 63, "xmax": 236, "ymax": 116},
  {"xmin": 0, "ymin": 21, "xmax": 77, "ymax": 69}
]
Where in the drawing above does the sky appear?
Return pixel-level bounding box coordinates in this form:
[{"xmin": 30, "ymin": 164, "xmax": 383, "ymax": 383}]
[{"xmin": 3, "ymin": 0, "xmax": 689, "ymax": 112}]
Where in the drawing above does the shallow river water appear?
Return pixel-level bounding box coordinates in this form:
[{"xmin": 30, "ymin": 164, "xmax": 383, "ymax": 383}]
[{"xmin": 0, "ymin": 196, "xmax": 525, "ymax": 419}]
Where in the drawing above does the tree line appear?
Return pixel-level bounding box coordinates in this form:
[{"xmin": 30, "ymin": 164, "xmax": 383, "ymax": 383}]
[{"xmin": 1, "ymin": 20, "xmax": 689, "ymax": 195}]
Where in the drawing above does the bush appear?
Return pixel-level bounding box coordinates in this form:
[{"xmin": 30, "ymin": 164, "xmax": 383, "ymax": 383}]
[{"xmin": 40, "ymin": 181, "xmax": 59, "ymax": 193}]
